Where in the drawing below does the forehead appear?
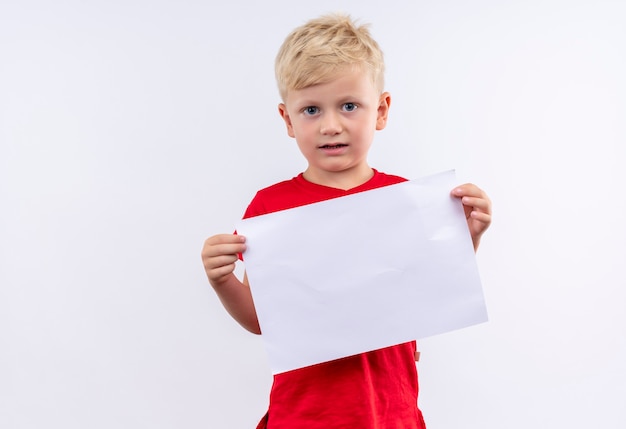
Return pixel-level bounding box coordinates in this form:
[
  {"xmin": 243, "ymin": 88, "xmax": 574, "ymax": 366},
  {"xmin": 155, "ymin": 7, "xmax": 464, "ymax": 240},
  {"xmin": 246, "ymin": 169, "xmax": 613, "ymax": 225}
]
[{"xmin": 286, "ymin": 68, "xmax": 379, "ymax": 103}]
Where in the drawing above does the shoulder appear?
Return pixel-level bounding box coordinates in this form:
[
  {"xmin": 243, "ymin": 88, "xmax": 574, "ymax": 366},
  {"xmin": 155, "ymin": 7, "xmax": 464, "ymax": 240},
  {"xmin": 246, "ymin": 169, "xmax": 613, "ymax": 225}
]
[
  {"xmin": 255, "ymin": 177, "xmax": 300, "ymax": 196},
  {"xmin": 243, "ymin": 176, "xmax": 302, "ymax": 219},
  {"xmin": 253, "ymin": 176, "xmax": 304, "ymax": 206}
]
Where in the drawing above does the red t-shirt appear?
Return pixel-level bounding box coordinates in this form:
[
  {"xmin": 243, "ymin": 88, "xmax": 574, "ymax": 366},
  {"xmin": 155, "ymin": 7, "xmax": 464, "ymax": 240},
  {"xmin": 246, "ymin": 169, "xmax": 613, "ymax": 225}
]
[{"xmin": 244, "ymin": 170, "xmax": 426, "ymax": 429}]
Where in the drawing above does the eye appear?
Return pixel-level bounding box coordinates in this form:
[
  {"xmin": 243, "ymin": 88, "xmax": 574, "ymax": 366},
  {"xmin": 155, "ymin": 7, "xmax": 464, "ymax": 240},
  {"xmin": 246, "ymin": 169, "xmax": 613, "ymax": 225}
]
[
  {"xmin": 342, "ymin": 102, "xmax": 357, "ymax": 112},
  {"xmin": 303, "ymin": 106, "xmax": 319, "ymax": 115}
]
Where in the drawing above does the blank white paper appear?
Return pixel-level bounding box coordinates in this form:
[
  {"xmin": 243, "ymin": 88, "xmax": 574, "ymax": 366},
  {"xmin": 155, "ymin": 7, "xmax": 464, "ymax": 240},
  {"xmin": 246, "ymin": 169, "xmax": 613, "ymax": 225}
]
[{"xmin": 236, "ymin": 170, "xmax": 487, "ymax": 374}]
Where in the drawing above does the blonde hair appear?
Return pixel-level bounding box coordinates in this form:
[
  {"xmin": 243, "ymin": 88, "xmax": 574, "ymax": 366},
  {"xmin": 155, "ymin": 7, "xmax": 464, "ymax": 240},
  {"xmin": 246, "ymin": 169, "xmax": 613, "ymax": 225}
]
[{"xmin": 275, "ymin": 13, "xmax": 385, "ymax": 101}]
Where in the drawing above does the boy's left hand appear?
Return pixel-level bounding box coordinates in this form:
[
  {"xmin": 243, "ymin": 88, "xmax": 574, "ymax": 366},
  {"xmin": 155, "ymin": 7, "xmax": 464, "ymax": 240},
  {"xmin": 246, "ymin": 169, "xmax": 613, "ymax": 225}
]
[{"xmin": 451, "ymin": 184, "xmax": 492, "ymax": 251}]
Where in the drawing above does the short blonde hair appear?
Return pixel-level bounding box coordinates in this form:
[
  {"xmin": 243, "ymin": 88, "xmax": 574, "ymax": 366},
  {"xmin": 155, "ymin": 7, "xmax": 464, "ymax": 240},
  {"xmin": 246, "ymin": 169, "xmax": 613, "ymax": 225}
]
[{"xmin": 275, "ymin": 13, "xmax": 385, "ymax": 101}]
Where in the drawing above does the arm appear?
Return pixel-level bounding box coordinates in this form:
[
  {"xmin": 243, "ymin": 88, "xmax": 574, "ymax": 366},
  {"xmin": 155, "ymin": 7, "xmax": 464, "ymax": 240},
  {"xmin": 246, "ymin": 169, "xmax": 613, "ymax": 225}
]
[
  {"xmin": 451, "ymin": 183, "xmax": 492, "ymax": 252},
  {"xmin": 201, "ymin": 234, "xmax": 261, "ymax": 334}
]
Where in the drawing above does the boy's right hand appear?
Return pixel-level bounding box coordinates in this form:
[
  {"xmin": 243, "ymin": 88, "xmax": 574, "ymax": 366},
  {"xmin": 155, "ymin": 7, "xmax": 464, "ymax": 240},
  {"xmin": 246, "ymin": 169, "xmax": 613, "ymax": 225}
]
[{"xmin": 201, "ymin": 234, "xmax": 247, "ymax": 287}]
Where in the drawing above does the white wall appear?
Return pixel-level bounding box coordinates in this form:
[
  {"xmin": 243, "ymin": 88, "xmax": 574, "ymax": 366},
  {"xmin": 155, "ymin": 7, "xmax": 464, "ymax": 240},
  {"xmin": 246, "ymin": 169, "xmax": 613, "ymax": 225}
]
[{"xmin": 1, "ymin": 1, "xmax": 624, "ymax": 428}]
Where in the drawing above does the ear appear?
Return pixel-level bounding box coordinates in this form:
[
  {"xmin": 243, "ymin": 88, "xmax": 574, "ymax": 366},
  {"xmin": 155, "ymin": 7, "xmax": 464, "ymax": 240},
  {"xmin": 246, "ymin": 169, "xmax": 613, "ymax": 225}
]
[
  {"xmin": 278, "ymin": 103, "xmax": 296, "ymax": 138},
  {"xmin": 376, "ymin": 92, "xmax": 391, "ymax": 130}
]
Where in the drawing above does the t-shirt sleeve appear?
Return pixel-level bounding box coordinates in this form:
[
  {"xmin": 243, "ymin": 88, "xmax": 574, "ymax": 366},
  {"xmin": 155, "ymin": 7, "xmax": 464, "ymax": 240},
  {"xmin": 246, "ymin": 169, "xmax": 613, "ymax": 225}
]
[
  {"xmin": 237, "ymin": 192, "xmax": 267, "ymax": 261},
  {"xmin": 241, "ymin": 191, "xmax": 267, "ymax": 220}
]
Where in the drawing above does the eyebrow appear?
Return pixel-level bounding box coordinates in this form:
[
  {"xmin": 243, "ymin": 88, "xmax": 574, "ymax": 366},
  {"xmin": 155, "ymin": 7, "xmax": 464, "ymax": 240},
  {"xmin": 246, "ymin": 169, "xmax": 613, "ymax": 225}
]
[{"xmin": 293, "ymin": 94, "xmax": 365, "ymax": 107}]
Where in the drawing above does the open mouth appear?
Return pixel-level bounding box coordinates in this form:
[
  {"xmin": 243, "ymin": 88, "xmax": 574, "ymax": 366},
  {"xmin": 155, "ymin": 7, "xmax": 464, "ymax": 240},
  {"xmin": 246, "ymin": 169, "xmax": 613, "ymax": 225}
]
[{"xmin": 319, "ymin": 143, "xmax": 348, "ymax": 149}]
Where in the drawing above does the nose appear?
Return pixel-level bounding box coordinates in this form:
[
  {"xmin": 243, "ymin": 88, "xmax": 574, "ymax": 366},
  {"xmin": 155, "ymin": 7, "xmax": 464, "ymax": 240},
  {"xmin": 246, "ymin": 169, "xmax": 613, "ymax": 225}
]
[{"xmin": 320, "ymin": 111, "xmax": 342, "ymax": 135}]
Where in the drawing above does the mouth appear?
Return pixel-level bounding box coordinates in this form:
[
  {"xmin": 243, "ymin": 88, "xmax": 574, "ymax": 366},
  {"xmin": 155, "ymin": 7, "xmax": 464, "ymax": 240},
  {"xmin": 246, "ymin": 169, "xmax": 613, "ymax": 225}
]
[{"xmin": 318, "ymin": 143, "xmax": 348, "ymax": 149}]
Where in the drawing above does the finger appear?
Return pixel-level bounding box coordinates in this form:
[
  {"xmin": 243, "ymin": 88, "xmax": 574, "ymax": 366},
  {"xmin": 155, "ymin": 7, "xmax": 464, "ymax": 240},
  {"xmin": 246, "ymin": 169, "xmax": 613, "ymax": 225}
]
[
  {"xmin": 461, "ymin": 196, "xmax": 491, "ymax": 213},
  {"xmin": 202, "ymin": 234, "xmax": 247, "ymax": 258},
  {"xmin": 206, "ymin": 261, "xmax": 237, "ymax": 282},
  {"xmin": 470, "ymin": 210, "xmax": 492, "ymax": 224},
  {"xmin": 205, "ymin": 234, "xmax": 246, "ymax": 246},
  {"xmin": 203, "ymin": 253, "xmax": 240, "ymax": 270},
  {"xmin": 202, "ymin": 242, "xmax": 247, "ymax": 259},
  {"xmin": 451, "ymin": 183, "xmax": 485, "ymax": 198}
]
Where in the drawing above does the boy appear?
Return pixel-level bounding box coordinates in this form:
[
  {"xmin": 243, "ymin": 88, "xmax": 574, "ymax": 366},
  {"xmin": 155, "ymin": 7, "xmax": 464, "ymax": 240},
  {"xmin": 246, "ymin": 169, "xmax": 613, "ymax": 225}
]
[{"xmin": 202, "ymin": 13, "xmax": 492, "ymax": 429}]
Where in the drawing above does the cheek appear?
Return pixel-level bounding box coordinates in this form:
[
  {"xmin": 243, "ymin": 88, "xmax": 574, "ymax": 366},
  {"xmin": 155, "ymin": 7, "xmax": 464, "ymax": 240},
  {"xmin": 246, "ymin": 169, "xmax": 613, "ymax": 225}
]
[
  {"xmin": 293, "ymin": 121, "xmax": 315, "ymax": 139},
  {"xmin": 356, "ymin": 120, "xmax": 376, "ymax": 141}
]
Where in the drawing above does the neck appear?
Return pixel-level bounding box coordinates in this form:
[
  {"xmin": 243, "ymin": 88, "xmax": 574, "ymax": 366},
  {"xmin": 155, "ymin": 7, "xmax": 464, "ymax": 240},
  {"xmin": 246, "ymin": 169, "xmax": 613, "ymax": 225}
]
[{"xmin": 302, "ymin": 166, "xmax": 374, "ymax": 190}]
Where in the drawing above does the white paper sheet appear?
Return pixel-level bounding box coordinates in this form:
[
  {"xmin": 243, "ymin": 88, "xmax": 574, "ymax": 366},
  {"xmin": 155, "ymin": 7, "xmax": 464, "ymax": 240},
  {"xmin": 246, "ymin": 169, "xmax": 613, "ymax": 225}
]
[{"xmin": 236, "ymin": 170, "xmax": 487, "ymax": 374}]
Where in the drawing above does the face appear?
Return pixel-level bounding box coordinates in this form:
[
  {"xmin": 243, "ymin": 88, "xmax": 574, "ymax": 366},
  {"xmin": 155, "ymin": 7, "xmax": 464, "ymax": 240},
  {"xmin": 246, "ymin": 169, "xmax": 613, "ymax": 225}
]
[{"xmin": 278, "ymin": 67, "xmax": 390, "ymax": 188}]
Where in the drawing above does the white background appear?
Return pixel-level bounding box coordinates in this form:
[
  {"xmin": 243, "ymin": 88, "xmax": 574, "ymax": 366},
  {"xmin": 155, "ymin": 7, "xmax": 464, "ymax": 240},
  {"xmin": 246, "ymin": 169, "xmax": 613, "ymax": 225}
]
[{"xmin": 1, "ymin": 0, "xmax": 624, "ymax": 428}]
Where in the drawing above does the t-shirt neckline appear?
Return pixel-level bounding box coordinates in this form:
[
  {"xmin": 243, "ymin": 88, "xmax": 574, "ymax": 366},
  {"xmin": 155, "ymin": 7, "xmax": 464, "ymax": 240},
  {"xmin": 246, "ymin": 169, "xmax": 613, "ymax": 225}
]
[{"xmin": 294, "ymin": 169, "xmax": 380, "ymax": 194}]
